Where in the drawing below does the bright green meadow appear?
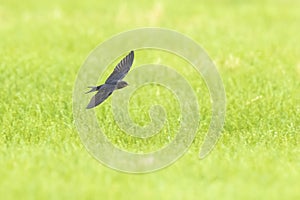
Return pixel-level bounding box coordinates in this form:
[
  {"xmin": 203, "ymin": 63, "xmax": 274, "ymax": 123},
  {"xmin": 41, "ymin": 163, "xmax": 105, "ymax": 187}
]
[{"xmin": 0, "ymin": 0, "xmax": 299, "ymax": 199}]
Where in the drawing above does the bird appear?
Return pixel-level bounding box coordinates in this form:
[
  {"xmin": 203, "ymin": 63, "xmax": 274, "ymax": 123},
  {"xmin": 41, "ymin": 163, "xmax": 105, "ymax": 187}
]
[{"xmin": 86, "ymin": 51, "xmax": 134, "ymax": 109}]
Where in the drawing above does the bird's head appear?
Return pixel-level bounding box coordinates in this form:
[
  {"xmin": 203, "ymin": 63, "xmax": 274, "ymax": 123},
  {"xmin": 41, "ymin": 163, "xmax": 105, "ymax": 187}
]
[{"xmin": 116, "ymin": 81, "xmax": 129, "ymax": 89}]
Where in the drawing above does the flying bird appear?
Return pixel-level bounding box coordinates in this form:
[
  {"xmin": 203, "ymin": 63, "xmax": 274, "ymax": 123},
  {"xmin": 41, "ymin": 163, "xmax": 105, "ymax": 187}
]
[{"xmin": 86, "ymin": 51, "xmax": 134, "ymax": 109}]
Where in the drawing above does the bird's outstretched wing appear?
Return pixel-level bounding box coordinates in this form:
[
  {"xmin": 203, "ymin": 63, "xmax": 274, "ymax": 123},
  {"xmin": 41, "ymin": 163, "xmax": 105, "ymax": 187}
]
[
  {"xmin": 105, "ymin": 51, "xmax": 134, "ymax": 84},
  {"xmin": 86, "ymin": 84, "xmax": 115, "ymax": 109}
]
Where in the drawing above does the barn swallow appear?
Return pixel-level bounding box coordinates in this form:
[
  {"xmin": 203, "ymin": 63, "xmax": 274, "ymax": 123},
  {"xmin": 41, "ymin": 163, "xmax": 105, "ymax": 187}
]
[{"xmin": 86, "ymin": 51, "xmax": 134, "ymax": 109}]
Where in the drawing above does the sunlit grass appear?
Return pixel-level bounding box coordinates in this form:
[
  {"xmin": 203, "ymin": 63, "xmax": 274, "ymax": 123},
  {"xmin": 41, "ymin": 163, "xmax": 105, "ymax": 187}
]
[{"xmin": 0, "ymin": 0, "xmax": 300, "ymax": 199}]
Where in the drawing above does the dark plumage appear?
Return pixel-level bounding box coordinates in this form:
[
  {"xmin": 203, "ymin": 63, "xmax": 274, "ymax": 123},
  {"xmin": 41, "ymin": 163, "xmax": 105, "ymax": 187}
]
[{"xmin": 86, "ymin": 51, "xmax": 134, "ymax": 109}]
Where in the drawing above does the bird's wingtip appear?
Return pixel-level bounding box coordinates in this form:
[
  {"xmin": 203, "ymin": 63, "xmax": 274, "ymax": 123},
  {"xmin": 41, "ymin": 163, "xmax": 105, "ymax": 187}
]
[{"xmin": 86, "ymin": 104, "xmax": 94, "ymax": 109}]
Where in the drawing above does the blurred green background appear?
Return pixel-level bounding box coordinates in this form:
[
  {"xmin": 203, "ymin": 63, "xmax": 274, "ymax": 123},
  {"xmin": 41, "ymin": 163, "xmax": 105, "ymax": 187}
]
[{"xmin": 0, "ymin": 0, "xmax": 299, "ymax": 199}]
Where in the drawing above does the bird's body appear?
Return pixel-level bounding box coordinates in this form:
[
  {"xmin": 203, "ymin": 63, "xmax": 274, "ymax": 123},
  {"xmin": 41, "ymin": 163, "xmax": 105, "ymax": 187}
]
[{"xmin": 86, "ymin": 51, "xmax": 134, "ymax": 109}]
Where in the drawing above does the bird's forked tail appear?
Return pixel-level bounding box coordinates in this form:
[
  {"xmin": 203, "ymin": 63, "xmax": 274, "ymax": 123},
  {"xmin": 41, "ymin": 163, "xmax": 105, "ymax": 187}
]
[{"xmin": 85, "ymin": 86, "xmax": 100, "ymax": 94}]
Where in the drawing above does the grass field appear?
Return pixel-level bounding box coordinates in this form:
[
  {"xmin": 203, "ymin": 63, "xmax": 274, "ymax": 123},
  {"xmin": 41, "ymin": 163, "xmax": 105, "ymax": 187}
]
[{"xmin": 1, "ymin": 0, "xmax": 300, "ymax": 199}]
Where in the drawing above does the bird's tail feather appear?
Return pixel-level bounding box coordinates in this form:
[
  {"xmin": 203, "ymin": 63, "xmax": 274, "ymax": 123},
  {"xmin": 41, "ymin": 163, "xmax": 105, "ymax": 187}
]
[{"xmin": 85, "ymin": 86, "xmax": 99, "ymax": 94}]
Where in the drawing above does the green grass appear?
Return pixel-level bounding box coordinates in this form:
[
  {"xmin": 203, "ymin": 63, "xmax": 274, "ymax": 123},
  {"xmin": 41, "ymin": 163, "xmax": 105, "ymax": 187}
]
[{"xmin": 1, "ymin": 0, "xmax": 300, "ymax": 199}]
